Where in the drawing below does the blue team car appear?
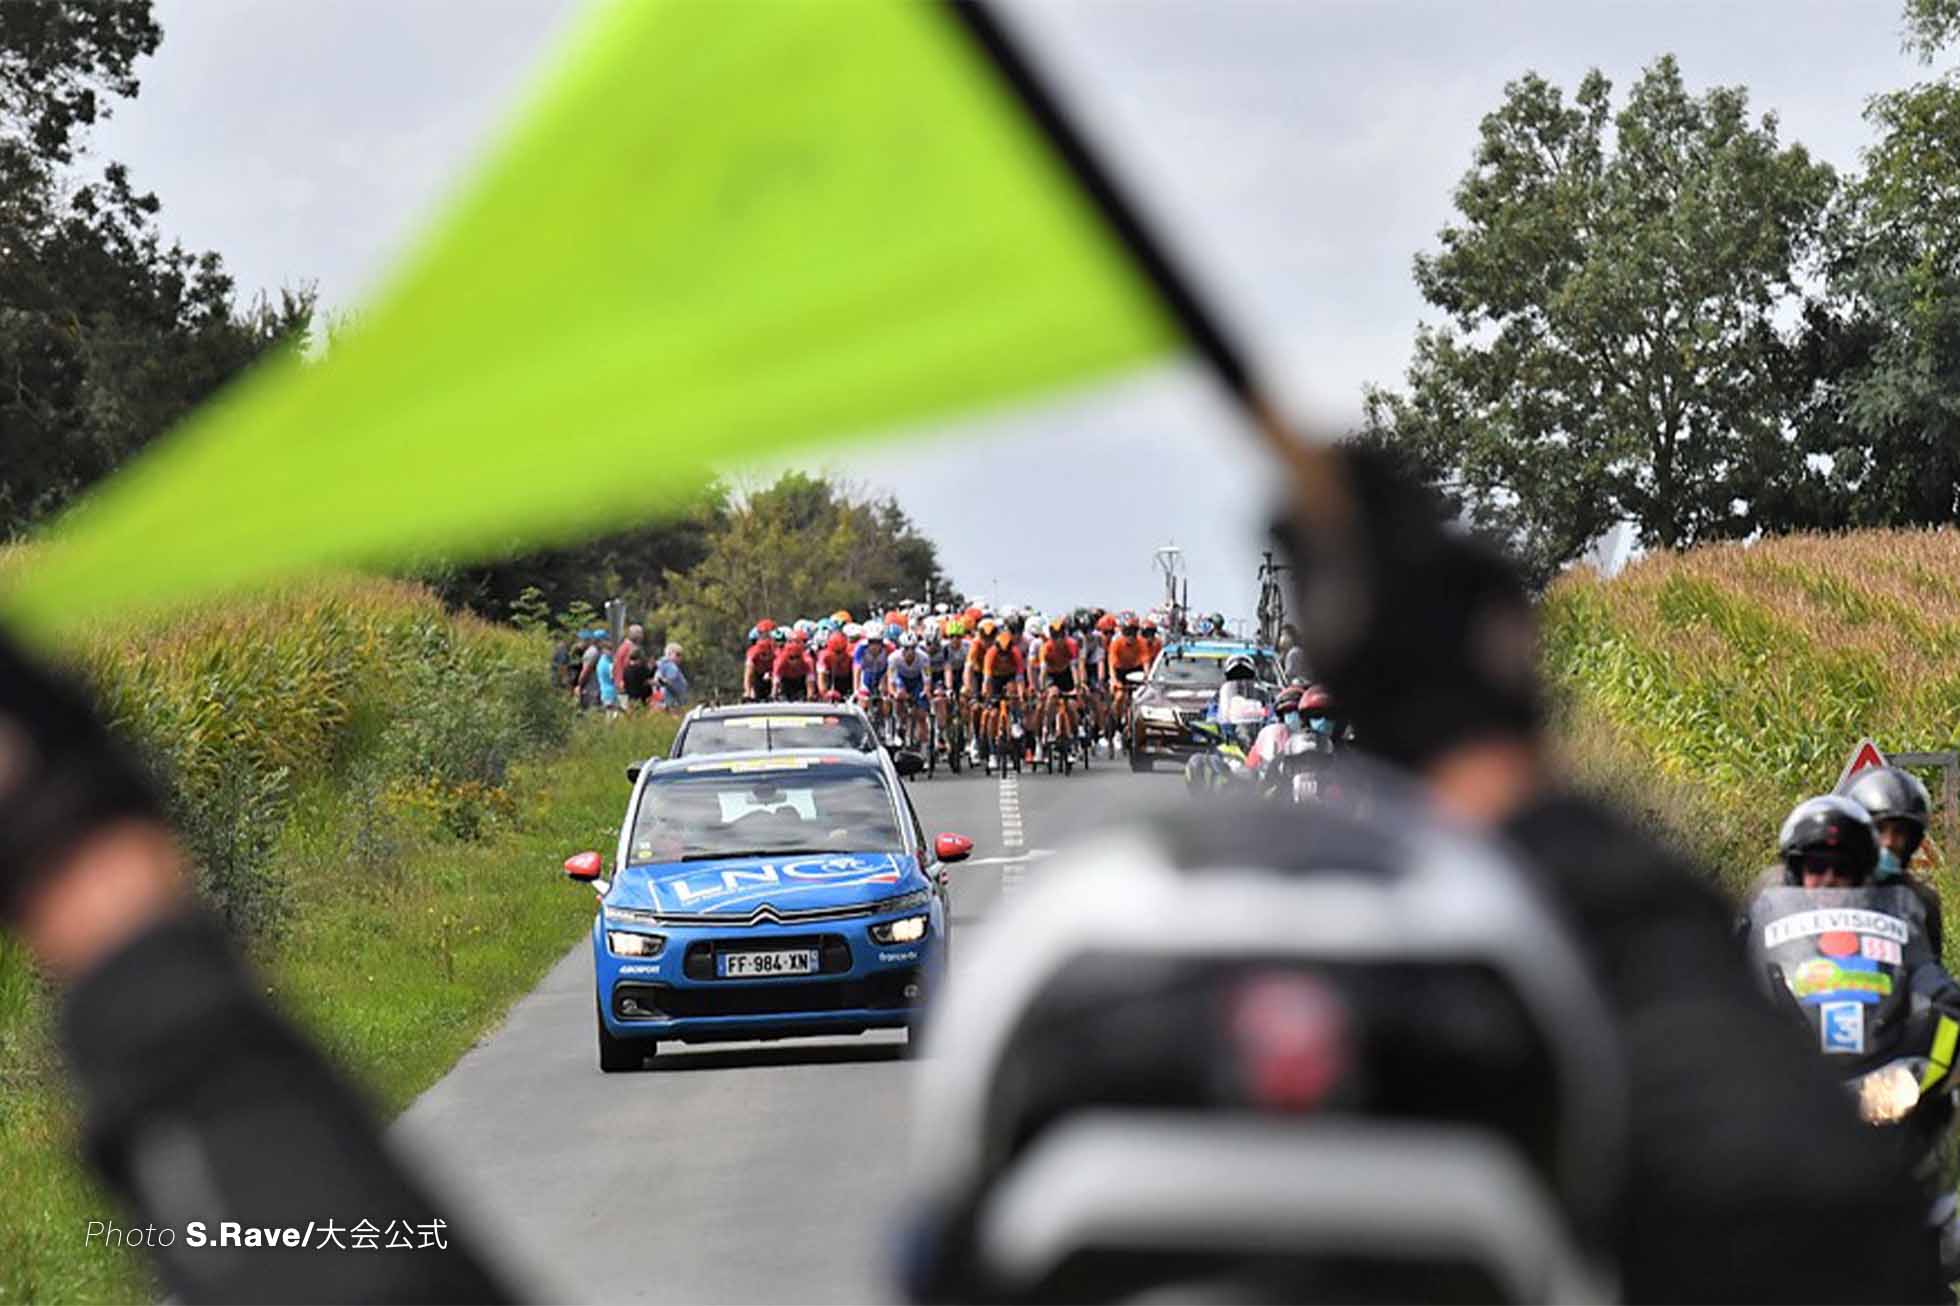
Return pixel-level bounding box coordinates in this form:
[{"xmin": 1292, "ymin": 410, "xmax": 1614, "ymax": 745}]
[{"xmin": 563, "ymin": 747, "xmax": 972, "ymax": 1070}]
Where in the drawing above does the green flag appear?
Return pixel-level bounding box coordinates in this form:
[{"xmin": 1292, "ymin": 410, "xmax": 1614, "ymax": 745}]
[{"xmin": 3, "ymin": 0, "xmax": 1176, "ymax": 637}]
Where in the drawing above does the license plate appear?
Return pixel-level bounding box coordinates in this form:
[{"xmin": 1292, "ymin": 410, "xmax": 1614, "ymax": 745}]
[{"xmin": 719, "ymin": 949, "xmax": 818, "ymax": 978}]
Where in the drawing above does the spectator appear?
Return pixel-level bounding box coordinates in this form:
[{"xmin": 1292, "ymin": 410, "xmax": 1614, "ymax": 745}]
[
  {"xmin": 1278, "ymin": 622, "xmax": 1308, "ymax": 683},
  {"xmin": 595, "ymin": 638, "xmax": 620, "ymax": 715},
  {"xmin": 573, "ymin": 638, "xmax": 601, "ymax": 711},
  {"xmin": 550, "ymin": 637, "xmax": 573, "ymax": 690},
  {"xmin": 616, "ymin": 623, "xmax": 653, "ymax": 711},
  {"xmin": 656, "ymin": 642, "xmax": 688, "ymax": 711}
]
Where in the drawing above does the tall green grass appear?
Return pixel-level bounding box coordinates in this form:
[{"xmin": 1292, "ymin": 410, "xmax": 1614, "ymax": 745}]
[
  {"xmin": 1547, "ymin": 529, "xmax": 1960, "ymax": 902},
  {"xmin": 0, "ymin": 574, "xmax": 674, "ymax": 1302}
]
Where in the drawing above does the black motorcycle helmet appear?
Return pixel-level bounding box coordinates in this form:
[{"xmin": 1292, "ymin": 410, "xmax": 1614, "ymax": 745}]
[
  {"xmin": 1844, "ymin": 766, "xmax": 1932, "ymax": 863},
  {"xmin": 1779, "ymin": 795, "xmax": 1879, "ymax": 887},
  {"xmin": 1222, "ymin": 654, "xmax": 1257, "ymax": 682}
]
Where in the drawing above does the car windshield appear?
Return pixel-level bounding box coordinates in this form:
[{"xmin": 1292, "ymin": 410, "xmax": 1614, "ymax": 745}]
[
  {"xmin": 628, "ymin": 766, "xmax": 904, "ymax": 863},
  {"xmin": 1151, "ymin": 652, "xmax": 1279, "ymax": 687},
  {"xmin": 677, "ymin": 713, "xmax": 870, "ymax": 756}
]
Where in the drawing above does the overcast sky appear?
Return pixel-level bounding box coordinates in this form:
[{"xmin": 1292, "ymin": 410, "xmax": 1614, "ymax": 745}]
[{"xmin": 89, "ymin": 0, "xmax": 1928, "ymax": 622}]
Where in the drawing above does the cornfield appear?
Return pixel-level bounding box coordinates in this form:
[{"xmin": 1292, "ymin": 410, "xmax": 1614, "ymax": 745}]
[{"xmin": 1546, "ymin": 528, "xmax": 1960, "ymax": 897}]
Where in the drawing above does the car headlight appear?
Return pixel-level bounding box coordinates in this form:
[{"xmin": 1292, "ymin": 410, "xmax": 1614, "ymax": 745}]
[
  {"xmin": 1852, "ymin": 1059, "xmax": 1924, "ymax": 1124},
  {"xmin": 604, "ymin": 906, "xmax": 664, "ymax": 926},
  {"xmin": 607, "ymin": 930, "xmax": 666, "ymax": 958},
  {"xmin": 870, "ymin": 915, "xmax": 930, "ymax": 945},
  {"xmin": 870, "ymin": 889, "xmax": 933, "ymax": 915}
]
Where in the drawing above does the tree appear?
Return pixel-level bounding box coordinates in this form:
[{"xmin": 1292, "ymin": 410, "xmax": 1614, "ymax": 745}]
[
  {"xmin": 1, "ymin": 0, "xmax": 312, "ymax": 535},
  {"xmin": 653, "ymin": 473, "xmax": 958, "ymax": 697},
  {"xmin": 416, "ymin": 487, "xmax": 729, "ymax": 628},
  {"xmin": 1793, "ymin": 19, "xmax": 1960, "ymax": 526},
  {"xmin": 1362, "ymin": 57, "xmax": 1836, "ymax": 581},
  {"xmin": 1903, "ymin": 0, "xmax": 1960, "ymax": 61}
]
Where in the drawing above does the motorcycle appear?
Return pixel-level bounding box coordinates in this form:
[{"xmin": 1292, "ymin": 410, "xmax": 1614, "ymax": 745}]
[{"xmin": 1744, "ymin": 882, "xmax": 1960, "ymax": 1275}]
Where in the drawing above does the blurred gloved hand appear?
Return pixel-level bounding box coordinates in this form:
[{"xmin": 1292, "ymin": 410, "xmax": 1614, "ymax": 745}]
[
  {"xmin": 1273, "ymin": 444, "xmax": 1540, "ymax": 770},
  {"xmin": 0, "ymin": 631, "xmax": 163, "ymax": 923}
]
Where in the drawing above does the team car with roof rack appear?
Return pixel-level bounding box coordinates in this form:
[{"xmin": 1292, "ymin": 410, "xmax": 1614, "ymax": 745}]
[{"xmin": 562, "ymin": 747, "xmax": 970, "ymax": 1070}]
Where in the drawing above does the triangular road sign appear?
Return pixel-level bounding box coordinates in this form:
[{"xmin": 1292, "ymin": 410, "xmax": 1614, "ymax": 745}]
[{"xmin": 1835, "ymin": 738, "xmax": 1889, "ymax": 793}]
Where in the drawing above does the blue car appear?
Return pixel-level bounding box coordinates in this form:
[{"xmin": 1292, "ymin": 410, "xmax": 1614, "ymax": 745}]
[{"xmin": 563, "ymin": 747, "xmax": 972, "ymax": 1070}]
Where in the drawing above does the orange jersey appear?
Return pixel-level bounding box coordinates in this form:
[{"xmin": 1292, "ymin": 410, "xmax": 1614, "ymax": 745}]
[
  {"xmin": 1140, "ymin": 635, "xmax": 1163, "ymax": 666},
  {"xmin": 1108, "ymin": 634, "xmax": 1148, "ymax": 673},
  {"xmin": 983, "ymin": 641, "xmax": 1022, "ymax": 679}
]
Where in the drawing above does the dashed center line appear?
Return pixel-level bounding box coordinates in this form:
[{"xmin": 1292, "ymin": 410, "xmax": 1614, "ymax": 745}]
[{"xmin": 998, "ymin": 776, "xmax": 1025, "ymax": 892}]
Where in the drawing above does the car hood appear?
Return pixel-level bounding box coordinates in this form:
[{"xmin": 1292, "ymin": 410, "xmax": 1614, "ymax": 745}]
[{"xmin": 610, "ymin": 852, "xmax": 924, "ymax": 916}]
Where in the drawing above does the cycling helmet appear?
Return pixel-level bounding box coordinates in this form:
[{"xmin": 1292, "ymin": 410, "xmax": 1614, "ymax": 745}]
[
  {"xmin": 1096, "ymin": 614, "xmax": 1118, "ymax": 635},
  {"xmin": 1275, "ymin": 684, "xmax": 1306, "ymax": 715},
  {"xmin": 1007, "ymin": 615, "xmax": 1025, "ymax": 636},
  {"xmin": 756, "ymin": 618, "xmax": 776, "ymax": 633},
  {"xmin": 865, "ymin": 622, "xmax": 886, "ymax": 643},
  {"xmin": 770, "ymin": 627, "xmax": 787, "ymax": 644},
  {"xmin": 794, "ymin": 618, "xmax": 813, "ymax": 637},
  {"xmin": 1300, "ymin": 683, "xmax": 1336, "ymax": 714},
  {"xmin": 844, "ymin": 622, "xmax": 863, "ymax": 640},
  {"xmin": 828, "ymin": 632, "xmax": 848, "ymax": 655},
  {"xmin": 832, "ymin": 609, "xmax": 852, "ymax": 625},
  {"xmin": 1046, "ymin": 616, "xmax": 1066, "ymax": 636},
  {"xmin": 946, "ymin": 619, "xmax": 966, "ymax": 638},
  {"xmin": 899, "ymin": 632, "xmax": 919, "ymax": 650},
  {"xmin": 1778, "ymin": 795, "xmax": 1879, "ymax": 885},
  {"xmin": 1846, "ymin": 766, "xmax": 1933, "ymax": 863},
  {"xmin": 924, "ymin": 628, "xmax": 943, "ymax": 648},
  {"xmin": 1141, "ymin": 621, "xmax": 1158, "ymax": 636},
  {"xmin": 747, "ymin": 625, "xmax": 761, "ymax": 643},
  {"xmin": 978, "ymin": 618, "xmax": 998, "ymax": 640}
]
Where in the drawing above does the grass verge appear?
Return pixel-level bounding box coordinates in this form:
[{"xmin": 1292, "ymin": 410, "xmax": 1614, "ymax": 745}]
[{"xmin": 0, "ymin": 712, "xmax": 673, "ymax": 1303}]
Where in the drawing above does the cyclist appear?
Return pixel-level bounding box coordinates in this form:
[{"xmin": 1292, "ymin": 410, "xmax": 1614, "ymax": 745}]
[
  {"xmin": 855, "ymin": 622, "xmax": 893, "ymax": 737},
  {"xmin": 1035, "ymin": 616, "xmax": 1080, "ymax": 763},
  {"xmin": 981, "ymin": 626, "xmax": 1025, "ymax": 769},
  {"xmin": 889, "ymin": 632, "xmax": 933, "ymax": 750},
  {"xmin": 742, "ymin": 625, "xmax": 776, "ymax": 702},
  {"xmin": 772, "ymin": 631, "xmax": 812, "ymax": 702},
  {"xmin": 817, "ymin": 631, "xmax": 854, "ymax": 702},
  {"xmin": 1139, "ymin": 619, "xmax": 1163, "ymax": 670},
  {"xmin": 925, "ymin": 623, "xmax": 956, "ymax": 751},
  {"xmin": 964, "ymin": 617, "xmax": 997, "ymax": 764},
  {"xmin": 1108, "ymin": 616, "xmax": 1149, "ymax": 741}
]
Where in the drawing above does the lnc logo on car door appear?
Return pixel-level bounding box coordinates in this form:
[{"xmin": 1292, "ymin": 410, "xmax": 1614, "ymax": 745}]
[{"xmin": 665, "ymin": 855, "xmax": 903, "ymax": 907}]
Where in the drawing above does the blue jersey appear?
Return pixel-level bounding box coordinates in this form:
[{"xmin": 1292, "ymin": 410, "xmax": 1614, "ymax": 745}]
[{"xmin": 855, "ymin": 640, "xmax": 890, "ymax": 686}]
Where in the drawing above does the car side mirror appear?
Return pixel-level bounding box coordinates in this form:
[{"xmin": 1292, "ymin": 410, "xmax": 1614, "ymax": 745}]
[
  {"xmin": 625, "ymin": 764, "xmax": 641, "ymax": 783},
  {"xmin": 564, "ymin": 851, "xmax": 603, "ymax": 881},
  {"xmin": 894, "ymin": 750, "xmax": 925, "ymax": 778},
  {"xmin": 935, "ymin": 833, "xmax": 974, "ymax": 863}
]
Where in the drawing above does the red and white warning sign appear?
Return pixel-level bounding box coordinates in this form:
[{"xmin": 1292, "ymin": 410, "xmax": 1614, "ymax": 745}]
[{"xmin": 1835, "ymin": 738, "xmax": 1889, "ymax": 793}]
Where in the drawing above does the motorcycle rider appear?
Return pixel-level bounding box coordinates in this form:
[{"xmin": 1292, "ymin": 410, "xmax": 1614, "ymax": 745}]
[{"xmin": 1847, "ymin": 766, "xmax": 1946, "ymax": 960}]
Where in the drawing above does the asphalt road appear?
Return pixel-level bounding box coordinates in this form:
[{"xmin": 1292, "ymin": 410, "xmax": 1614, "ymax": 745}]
[{"xmin": 393, "ymin": 748, "xmax": 1184, "ymax": 1302}]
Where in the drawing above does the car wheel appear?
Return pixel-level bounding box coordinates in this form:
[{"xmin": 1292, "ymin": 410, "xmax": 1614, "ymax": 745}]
[{"xmin": 598, "ymin": 999, "xmax": 649, "ymax": 1072}]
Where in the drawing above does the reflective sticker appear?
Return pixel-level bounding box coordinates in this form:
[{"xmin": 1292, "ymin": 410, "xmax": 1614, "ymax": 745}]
[
  {"xmin": 1764, "ymin": 909, "xmax": 1910, "ymax": 948},
  {"xmin": 619, "ymin": 964, "xmax": 661, "ymax": 975},
  {"xmin": 1821, "ymin": 1001, "xmax": 1866, "ymax": 1054},
  {"xmin": 1861, "ymin": 936, "xmax": 1904, "ymax": 966}
]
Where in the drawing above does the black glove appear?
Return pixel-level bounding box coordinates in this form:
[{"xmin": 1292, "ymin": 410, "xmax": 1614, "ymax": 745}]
[
  {"xmin": 0, "ymin": 631, "xmax": 164, "ymax": 922},
  {"xmin": 1273, "ymin": 445, "xmax": 1541, "ymax": 770}
]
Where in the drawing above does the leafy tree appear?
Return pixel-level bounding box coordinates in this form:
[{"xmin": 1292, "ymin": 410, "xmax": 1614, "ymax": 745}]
[
  {"xmin": 653, "ymin": 473, "xmax": 958, "ymax": 697},
  {"xmin": 1903, "ymin": 0, "xmax": 1960, "ymax": 60},
  {"xmin": 417, "ymin": 487, "xmax": 728, "ymax": 628},
  {"xmin": 1, "ymin": 0, "xmax": 312, "ymax": 534},
  {"xmin": 1362, "ymin": 57, "xmax": 1836, "ymax": 581},
  {"xmin": 1793, "ymin": 13, "xmax": 1960, "ymax": 526}
]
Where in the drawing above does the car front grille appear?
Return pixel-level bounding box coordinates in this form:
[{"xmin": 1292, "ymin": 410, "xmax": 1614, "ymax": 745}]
[
  {"xmin": 612, "ymin": 969, "xmax": 925, "ymax": 1020},
  {"xmin": 682, "ymin": 934, "xmax": 852, "ymax": 980}
]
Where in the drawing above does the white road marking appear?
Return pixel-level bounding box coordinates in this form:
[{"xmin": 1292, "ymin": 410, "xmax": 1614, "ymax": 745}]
[{"xmin": 998, "ymin": 777, "xmax": 1027, "ymax": 892}]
